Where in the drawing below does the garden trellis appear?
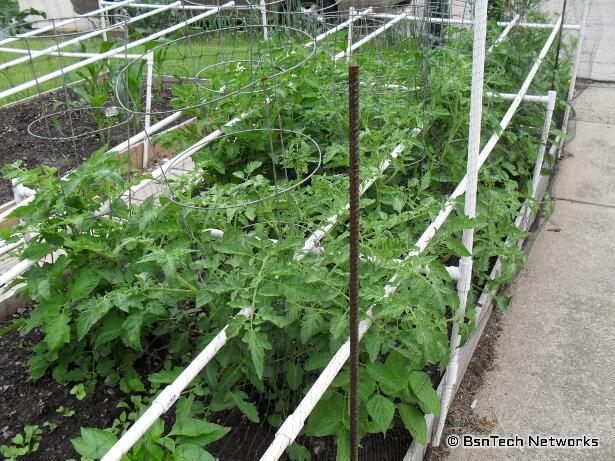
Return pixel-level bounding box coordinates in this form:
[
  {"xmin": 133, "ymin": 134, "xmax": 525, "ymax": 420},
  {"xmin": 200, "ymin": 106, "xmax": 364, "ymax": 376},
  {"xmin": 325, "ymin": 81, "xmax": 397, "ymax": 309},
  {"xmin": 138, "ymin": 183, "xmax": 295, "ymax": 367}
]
[{"xmin": 0, "ymin": 0, "xmax": 589, "ymax": 460}]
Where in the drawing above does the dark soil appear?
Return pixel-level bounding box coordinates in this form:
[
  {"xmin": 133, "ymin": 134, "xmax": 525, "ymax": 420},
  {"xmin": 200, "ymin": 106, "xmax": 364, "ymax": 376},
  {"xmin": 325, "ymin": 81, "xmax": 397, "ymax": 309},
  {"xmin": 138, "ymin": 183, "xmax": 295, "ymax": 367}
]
[
  {"xmin": 425, "ymin": 308, "xmax": 503, "ymax": 461},
  {"xmin": 0, "ymin": 308, "xmax": 124, "ymax": 461},
  {"xmin": 0, "ymin": 91, "xmax": 131, "ymax": 203},
  {"xmin": 0, "ymin": 302, "xmax": 412, "ymax": 461},
  {"xmin": 0, "ymin": 85, "xmax": 178, "ymax": 204}
]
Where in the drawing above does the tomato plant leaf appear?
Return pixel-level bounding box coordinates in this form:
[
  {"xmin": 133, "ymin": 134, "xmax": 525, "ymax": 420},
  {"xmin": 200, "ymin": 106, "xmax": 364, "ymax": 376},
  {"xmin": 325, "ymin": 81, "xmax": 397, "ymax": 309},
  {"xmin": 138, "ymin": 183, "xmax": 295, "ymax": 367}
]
[
  {"xmin": 71, "ymin": 428, "xmax": 118, "ymax": 459},
  {"xmin": 76, "ymin": 297, "xmax": 112, "ymax": 341},
  {"xmin": 122, "ymin": 312, "xmax": 144, "ymax": 351},
  {"xmin": 367, "ymin": 394, "xmax": 395, "ymax": 435},
  {"xmin": 68, "ymin": 268, "xmax": 102, "ymax": 302},
  {"xmin": 229, "ymin": 391, "xmax": 259, "ymax": 423},
  {"xmin": 174, "ymin": 444, "xmax": 216, "ymax": 461},
  {"xmin": 409, "ymin": 371, "xmax": 441, "ymax": 417},
  {"xmin": 398, "ymin": 404, "xmax": 427, "ymax": 445},
  {"xmin": 45, "ymin": 309, "xmax": 70, "ymax": 351},
  {"xmin": 243, "ymin": 328, "xmax": 271, "ymax": 380}
]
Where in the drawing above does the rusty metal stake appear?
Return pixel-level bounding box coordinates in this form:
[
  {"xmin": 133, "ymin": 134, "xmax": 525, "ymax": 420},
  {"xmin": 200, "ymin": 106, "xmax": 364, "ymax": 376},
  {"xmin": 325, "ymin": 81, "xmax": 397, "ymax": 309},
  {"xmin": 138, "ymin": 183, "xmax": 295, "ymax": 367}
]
[{"xmin": 348, "ymin": 63, "xmax": 360, "ymax": 461}]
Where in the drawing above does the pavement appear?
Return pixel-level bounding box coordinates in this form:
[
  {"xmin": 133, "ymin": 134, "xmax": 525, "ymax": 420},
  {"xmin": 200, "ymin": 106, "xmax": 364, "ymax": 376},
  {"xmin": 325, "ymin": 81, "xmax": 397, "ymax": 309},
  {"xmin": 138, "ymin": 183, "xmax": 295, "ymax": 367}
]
[{"xmin": 444, "ymin": 0, "xmax": 615, "ymax": 459}]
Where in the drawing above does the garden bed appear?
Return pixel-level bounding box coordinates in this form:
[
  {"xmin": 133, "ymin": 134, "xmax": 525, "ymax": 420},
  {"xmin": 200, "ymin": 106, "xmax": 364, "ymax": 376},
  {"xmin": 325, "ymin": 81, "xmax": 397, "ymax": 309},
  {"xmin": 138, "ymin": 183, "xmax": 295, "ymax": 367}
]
[{"xmin": 0, "ymin": 9, "xmax": 575, "ymax": 461}]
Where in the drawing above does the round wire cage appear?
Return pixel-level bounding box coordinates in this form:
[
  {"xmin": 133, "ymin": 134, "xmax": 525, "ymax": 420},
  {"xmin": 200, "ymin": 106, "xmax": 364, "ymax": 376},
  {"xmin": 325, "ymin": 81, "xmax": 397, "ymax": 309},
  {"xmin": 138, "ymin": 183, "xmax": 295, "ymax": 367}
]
[{"xmin": 114, "ymin": 23, "xmax": 317, "ymax": 116}]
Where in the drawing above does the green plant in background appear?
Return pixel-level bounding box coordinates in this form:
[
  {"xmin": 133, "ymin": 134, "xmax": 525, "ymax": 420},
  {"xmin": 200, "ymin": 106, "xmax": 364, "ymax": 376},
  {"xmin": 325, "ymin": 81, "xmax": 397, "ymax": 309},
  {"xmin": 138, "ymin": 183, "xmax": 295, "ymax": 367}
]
[{"xmin": 0, "ymin": 0, "xmax": 45, "ymax": 29}]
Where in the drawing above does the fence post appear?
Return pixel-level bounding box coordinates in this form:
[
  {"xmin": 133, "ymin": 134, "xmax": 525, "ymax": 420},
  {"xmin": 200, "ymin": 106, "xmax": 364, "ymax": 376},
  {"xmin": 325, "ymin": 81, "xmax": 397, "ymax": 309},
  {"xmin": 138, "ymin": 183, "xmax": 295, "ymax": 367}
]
[{"xmin": 432, "ymin": 0, "xmax": 489, "ymax": 446}]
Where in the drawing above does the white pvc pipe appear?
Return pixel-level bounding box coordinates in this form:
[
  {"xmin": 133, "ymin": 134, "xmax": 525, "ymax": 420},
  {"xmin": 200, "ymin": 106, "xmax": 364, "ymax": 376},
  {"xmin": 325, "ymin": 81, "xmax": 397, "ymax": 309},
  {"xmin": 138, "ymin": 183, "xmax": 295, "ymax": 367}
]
[
  {"xmin": 488, "ymin": 14, "xmax": 519, "ymax": 54},
  {"xmin": 142, "ymin": 52, "xmax": 154, "ymax": 168},
  {"xmin": 0, "ymin": 0, "xmax": 135, "ymax": 48},
  {"xmin": 0, "ymin": 240, "xmax": 24, "ymax": 257},
  {"xmin": 334, "ymin": 10, "xmax": 409, "ymax": 61},
  {"xmin": 100, "ymin": 0, "xmax": 251, "ymax": 10},
  {"xmin": 0, "ymin": 2, "xmax": 234, "ymax": 101},
  {"xmin": 304, "ymin": 8, "xmax": 373, "ymax": 48},
  {"xmin": 532, "ymin": 91, "xmax": 556, "ymax": 196},
  {"xmin": 433, "ymin": 0, "xmax": 489, "ymax": 445},
  {"xmin": 99, "ymin": 0, "xmax": 109, "ymax": 42},
  {"xmin": 260, "ymin": 0, "xmax": 268, "ymax": 40},
  {"xmin": 369, "ymin": 12, "xmax": 578, "ymax": 30},
  {"xmin": 486, "ymin": 91, "xmax": 551, "ymax": 103},
  {"xmin": 100, "ymin": 307, "xmax": 254, "ymax": 461},
  {"xmin": 0, "ymin": 47, "xmax": 142, "ymax": 60},
  {"xmin": 346, "ymin": 7, "xmax": 354, "ymax": 63},
  {"xmin": 108, "ymin": 111, "xmax": 184, "ymax": 154},
  {"xmin": 0, "ymin": 2, "xmax": 183, "ymax": 72}
]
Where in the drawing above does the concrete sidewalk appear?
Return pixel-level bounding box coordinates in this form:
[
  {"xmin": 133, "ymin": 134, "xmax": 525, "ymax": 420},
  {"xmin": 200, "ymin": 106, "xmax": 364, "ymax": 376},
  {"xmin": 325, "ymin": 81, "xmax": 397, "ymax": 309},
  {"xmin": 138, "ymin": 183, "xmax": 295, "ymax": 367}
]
[{"xmin": 443, "ymin": 0, "xmax": 615, "ymax": 459}]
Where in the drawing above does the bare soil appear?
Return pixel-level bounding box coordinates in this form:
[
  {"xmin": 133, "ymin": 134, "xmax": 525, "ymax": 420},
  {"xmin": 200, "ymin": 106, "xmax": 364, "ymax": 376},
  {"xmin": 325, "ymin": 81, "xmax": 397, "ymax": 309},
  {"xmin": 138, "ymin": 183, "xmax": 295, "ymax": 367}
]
[
  {"xmin": 0, "ymin": 308, "xmax": 124, "ymax": 460},
  {"xmin": 425, "ymin": 308, "xmax": 503, "ymax": 461}
]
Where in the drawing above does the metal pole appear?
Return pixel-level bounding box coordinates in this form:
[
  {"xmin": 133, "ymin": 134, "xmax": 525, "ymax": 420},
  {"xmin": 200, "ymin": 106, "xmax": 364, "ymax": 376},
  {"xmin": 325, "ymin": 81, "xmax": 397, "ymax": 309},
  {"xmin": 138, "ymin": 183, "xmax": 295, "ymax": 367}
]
[
  {"xmin": 348, "ymin": 63, "xmax": 361, "ymax": 461},
  {"xmin": 551, "ymin": 0, "xmax": 568, "ymax": 89},
  {"xmin": 559, "ymin": 0, "xmax": 590, "ymax": 157}
]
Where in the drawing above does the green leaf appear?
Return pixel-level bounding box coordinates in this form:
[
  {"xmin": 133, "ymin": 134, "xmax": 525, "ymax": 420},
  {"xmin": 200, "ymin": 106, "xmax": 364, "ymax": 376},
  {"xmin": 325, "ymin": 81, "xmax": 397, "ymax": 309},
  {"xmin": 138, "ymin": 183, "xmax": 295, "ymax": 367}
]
[
  {"xmin": 283, "ymin": 362, "xmax": 303, "ymax": 391},
  {"xmin": 444, "ymin": 238, "xmax": 471, "ymax": 257},
  {"xmin": 45, "ymin": 310, "xmax": 70, "ymax": 351},
  {"xmin": 68, "ymin": 268, "xmax": 102, "ymax": 302},
  {"xmin": 174, "ymin": 444, "xmax": 216, "ymax": 461},
  {"xmin": 300, "ymin": 310, "xmax": 321, "ymax": 344},
  {"xmin": 169, "ymin": 418, "xmax": 227, "ymax": 438},
  {"xmin": 367, "ymin": 394, "xmax": 395, "ymax": 434},
  {"xmin": 71, "ymin": 428, "xmax": 118, "ymax": 459},
  {"xmin": 365, "ymin": 355, "xmax": 407, "ymax": 395},
  {"xmin": 335, "ymin": 430, "xmax": 350, "ymax": 461},
  {"xmin": 288, "ymin": 442, "xmax": 311, "ymax": 461},
  {"xmin": 242, "ymin": 329, "xmax": 271, "ymax": 380},
  {"xmin": 76, "ymin": 297, "xmax": 112, "ymax": 341},
  {"xmin": 122, "ymin": 312, "xmax": 144, "ymax": 351},
  {"xmin": 229, "ymin": 391, "xmax": 259, "ymax": 423},
  {"xmin": 398, "ymin": 404, "xmax": 427, "ymax": 445},
  {"xmin": 305, "ymin": 393, "xmax": 345, "ymax": 437},
  {"xmin": 22, "ymin": 242, "xmax": 56, "ymax": 260},
  {"xmin": 94, "ymin": 312, "xmax": 123, "ymax": 348},
  {"xmin": 409, "ymin": 371, "xmax": 441, "ymax": 417},
  {"xmin": 363, "ymin": 332, "xmax": 382, "ymax": 362}
]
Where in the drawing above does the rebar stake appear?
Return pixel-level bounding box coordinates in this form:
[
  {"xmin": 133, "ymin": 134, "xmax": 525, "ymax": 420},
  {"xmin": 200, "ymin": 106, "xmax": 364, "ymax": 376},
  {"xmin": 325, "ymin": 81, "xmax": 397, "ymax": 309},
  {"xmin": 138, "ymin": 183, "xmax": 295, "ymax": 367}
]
[{"xmin": 348, "ymin": 63, "xmax": 360, "ymax": 461}]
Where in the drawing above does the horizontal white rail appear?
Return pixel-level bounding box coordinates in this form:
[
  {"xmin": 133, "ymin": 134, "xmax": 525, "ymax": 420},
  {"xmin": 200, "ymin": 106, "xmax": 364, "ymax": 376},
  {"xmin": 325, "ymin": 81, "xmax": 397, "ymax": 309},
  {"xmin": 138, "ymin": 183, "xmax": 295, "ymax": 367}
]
[
  {"xmin": 0, "ymin": 2, "xmax": 234, "ymax": 101},
  {"xmin": 486, "ymin": 91, "xmax": 552, "ymax": 103},
  {"xmin": 368, "ymin": 12, "xmax": 578, "ymax": 30},
  {"xmin": 0, "ymin": 1, "xmax": 182, "ymax": 72},
  {"xmin": 0, "ymin": 0, "xmax": 135, "ymax": 48},
  {"xmin": 0, "ymin": 47, "xmax": 142, "ymax": 60}
]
